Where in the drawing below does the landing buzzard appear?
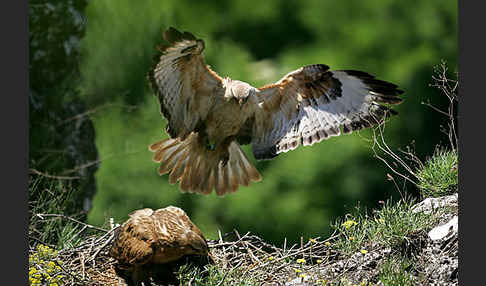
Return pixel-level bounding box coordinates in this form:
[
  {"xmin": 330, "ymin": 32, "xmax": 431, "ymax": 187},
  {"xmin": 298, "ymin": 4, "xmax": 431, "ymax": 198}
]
[{"xmin": 148, "ymin": 27, "xmax": 403, "ymax": 196}]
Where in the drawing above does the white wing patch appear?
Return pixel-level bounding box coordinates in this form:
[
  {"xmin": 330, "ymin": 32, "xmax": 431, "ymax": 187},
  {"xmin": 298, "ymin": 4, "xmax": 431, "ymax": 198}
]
[{"xmin": 252, "ymin": 66, "xmax": 402, "ymax": 160}]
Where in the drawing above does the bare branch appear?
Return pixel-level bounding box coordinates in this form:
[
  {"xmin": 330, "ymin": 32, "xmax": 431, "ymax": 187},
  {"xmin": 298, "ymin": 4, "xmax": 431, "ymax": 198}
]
[{"xmin": 29, "ymin": 168, "xmax": 80, "ymax": 180}]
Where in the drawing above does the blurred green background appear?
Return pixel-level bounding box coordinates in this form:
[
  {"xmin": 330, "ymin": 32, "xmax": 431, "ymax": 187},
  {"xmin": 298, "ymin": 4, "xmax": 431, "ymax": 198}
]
[{"xmin": 78, "ymin": 0, "xmax": 457, "ymax": 245}]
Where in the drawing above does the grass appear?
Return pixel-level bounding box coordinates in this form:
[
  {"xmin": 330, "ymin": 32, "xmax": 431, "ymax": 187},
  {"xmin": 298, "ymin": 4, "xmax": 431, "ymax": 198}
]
[
  {"xmin": 28, "ymin": 175, "xmax": 113, "ymax": 285},
  {"xmin": 330, "ymin": 196, "xmax": 441, "ymax": 256},
  {"xmin": 28, "ymin": 176, "xmax": 87, "ymax": 249},
  {"xmin": 177, "ymin": 264, "xmax": 258, "ymax": 286},
  {"xmin": 377, "ymin": 255, "xmax": 415, "ymax": 286},
  {"xmin": 417, "ymin": 148, "xmax": 458, "ymax": 198}
]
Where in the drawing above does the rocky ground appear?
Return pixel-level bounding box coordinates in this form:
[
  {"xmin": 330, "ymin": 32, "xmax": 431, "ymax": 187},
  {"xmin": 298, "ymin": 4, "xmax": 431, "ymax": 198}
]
[{"xmin": 286, "ymin": 194, "xmax": 458, "ymax": 286}]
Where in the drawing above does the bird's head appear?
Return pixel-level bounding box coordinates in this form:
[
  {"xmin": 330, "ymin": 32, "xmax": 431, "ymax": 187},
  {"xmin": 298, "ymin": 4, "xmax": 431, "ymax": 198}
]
[
  {"xmin": 223, "ymin": 79, "xmax": 257, "ymax": 108},
  {"xmin": 182, "ymin": 230, "xmax": 209, "ymax": 256}
]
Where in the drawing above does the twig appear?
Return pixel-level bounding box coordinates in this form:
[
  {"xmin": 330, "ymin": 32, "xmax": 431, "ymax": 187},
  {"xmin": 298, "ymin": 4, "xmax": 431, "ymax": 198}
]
[
  {"xmin": 217, "ymin": 259, "xmax": 244, "ymax": 286},
  {"xmin": 58, "ymin": 101, "xmax": 137, "ymax": 125},
  {"xmin": 88, "ymin": 228, "xmax": 117, "ymax": 262},
  {"xmin": 234, "ymin": 230, "xmax": 261, "ymax": 264},
  {"xmin": 36, "ymin": 213, "xmax": 109, "ymax": 233},
  {"xmin": 80, "ymin": 252, "xmax": 86, "ymax": 280},
  {"xmin": 61, "ymin": 158, "xmax": 103, "ymax": 175},
  {"xmin": 29, "ymin": 168, "xmax": 80, "ymax": 180}
]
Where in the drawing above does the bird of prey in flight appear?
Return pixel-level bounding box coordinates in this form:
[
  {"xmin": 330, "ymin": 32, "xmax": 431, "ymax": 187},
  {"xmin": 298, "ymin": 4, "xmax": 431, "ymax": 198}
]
[{"xmin": 147, "ymin": 27, "xmax": 403, "ymax": 196}]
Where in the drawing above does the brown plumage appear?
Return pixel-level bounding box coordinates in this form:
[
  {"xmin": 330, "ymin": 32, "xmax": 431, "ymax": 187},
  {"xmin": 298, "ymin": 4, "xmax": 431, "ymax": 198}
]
[
  {"xmin": 109, "ymin": 206, "xmax": 210, "ymax": 283},
  {"xmin": 148, "ymin": 27, "xmax": 404, "ymax": 196}
]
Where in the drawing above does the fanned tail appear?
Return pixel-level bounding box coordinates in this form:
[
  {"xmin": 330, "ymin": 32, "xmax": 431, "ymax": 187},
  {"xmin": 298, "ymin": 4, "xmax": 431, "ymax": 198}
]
[{"xmin": 149, "ymin": 133, "xmax": 261, "ymax": 196}]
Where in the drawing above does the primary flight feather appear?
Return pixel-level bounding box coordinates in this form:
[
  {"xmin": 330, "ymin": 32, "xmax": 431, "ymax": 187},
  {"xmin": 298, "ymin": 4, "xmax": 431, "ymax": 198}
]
[{"xmin": 147, "ymin": 27, "xmax": 404, "ymax": 196}]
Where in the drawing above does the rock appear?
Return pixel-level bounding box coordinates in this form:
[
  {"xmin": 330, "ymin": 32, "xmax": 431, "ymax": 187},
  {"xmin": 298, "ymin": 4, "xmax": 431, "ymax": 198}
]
[
  {"xmin": 428, "ymin": 216, "xmax": 458, "ymax": 241},
  {"xmin": 412, "ymin": 193, "xmax": 458, "ymax": 214},
  {"xmin": 286, "ymin": 275, "xmax": 310, "ymax": 286}
]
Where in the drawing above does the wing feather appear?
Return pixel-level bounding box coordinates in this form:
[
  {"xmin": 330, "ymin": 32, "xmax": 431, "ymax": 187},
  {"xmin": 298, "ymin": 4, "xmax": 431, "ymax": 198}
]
[
  {"xmin": 252, "ymin": 64, "xmax": 403, "ymax": 160},
  {"xmin": 147, "ymin": 27, "xmax": 224, "ymax": 139}
]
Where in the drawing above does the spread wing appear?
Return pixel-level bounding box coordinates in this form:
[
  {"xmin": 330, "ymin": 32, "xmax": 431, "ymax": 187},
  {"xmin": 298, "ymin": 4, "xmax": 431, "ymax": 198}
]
[
  {"xmin": 251, "ymin": 64, "xmax": 403, "ymax": 160},
  {"xmin": 147, "ymin": 27, "xmax": 224, "ymax": 139}
]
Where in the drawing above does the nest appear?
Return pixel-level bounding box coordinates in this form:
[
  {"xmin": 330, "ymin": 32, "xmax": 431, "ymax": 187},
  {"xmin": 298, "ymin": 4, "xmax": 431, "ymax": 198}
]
[
  {"xmin": 29, "ymin": 214, "xmax": 341, "ymax": 285},
  {"xmin": 205, "ymin": 229, "xmax": 341, "ymax": 285}
]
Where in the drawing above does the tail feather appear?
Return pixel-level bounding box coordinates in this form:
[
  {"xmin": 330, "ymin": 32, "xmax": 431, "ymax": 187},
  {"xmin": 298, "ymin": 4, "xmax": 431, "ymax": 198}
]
[
  {"xmin": 235, "ymin": 153, "xmax": 250, "ymax": 187},
  {"xmin": 229, "ymin": 161, "xmax": 240, "ymax": 193},
  {"xmin": 150, "ymin": 133, "xmax": 261, "ymax": 195},
  {"xmin": 226, "ymin": 162, "xmax": 238, "ymax": 193},
  {"xmin": 214, "ymin": 163, "xmax": 225, "ymax": 196},
  {"xmin": 152, "ymin": 141, "xmax": 179, "ymax": 163},
  {"xmin": 157, "ymin": 144, "xmax": 187, "ymax": 175},
  {"xmin": 149, "ymin": 139, "xmax": 175, "ymax": 152},
  {"xmin": 232, "ymin": 144, "xmax": 261, "ymax": 183},
  {"xmin": 205, "ymin": 169, "xmax": 216, "ymax": 194},
  {"xmin": 169, "ymin": 149, "xmax": 189, "ymax": 184}
]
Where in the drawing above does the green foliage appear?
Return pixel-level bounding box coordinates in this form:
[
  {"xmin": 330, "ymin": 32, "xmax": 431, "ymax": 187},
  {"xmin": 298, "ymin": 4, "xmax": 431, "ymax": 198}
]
[
  {"xmin": 417, "ymin": 148, "xmax": 458, "ymax": 198},
  {"xmin": 29, "ymin": 177, "xmax": 86, "ymax": 249},
  {"xmin": 378, "ymin": 255, "xmax": 415, "ymax": 286},
  {"xmin": 30, "ymin": 0, "xmax": 99, "ymax": 220},
  {"xmin": 177, "ymin": 263, "xmax": 258, "ymax": 286},
  {"xmin": 80, "ymin": 0, "xmax": 458, "ymax": 245},
  {"xmin": 331, "ymin": 197, "xmax": 439, "ymax": 256}
]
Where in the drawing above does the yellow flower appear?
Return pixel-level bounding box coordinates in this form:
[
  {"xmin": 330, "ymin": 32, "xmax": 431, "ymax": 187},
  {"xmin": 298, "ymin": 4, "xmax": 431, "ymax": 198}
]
[
  {"xmin": 324, "ymin": 241, "xmax": 331, "ymax": 246},
  {"xmin": 295, "ymin": 269, "xmax": 302, "ymax": 273},
  {"xmin": 316, "ymin": 259, "xmax": 323, "ymax": 264},
  {"xmin": 299, "ymin": 274, "xmax": 307, "ymax": 278},
  {"xmin": 378, "ymin": 218, "xmax": 385, "ymax": 224},
  {"xmin": 268, "ymin": 256, "xmax": 274, "ymax": 261},
  {"xmin": 360, "ymin": 249, "xmax": 368, "ymax": 254},
  {"xmin": 296, "ymin": 258, "xmax": 306, "ymax": 264},
  {"xmin": 349, "ymin": 236, "xmax": 355, "ymax": 241},
  {"xmin": 309, "ymin": 238, "xmax": 317, "ymax": 243},
  {"xmin": 342, "ymin": 220, "xmax": 358, "ymax": 229}
]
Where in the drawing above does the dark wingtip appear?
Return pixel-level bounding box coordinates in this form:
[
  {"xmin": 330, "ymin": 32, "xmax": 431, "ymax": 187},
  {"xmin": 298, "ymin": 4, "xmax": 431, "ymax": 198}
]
[
  {"xmin": 163, "ymin": 27, "xmax": 199, "ymax": 44},
  {"xmin": 341, "ymin": 69, "xmax": 404, "ymax": 105},
  {"xmin": 183, "ymin": 31, "xmax": 196, "ymax": 41},
  {"xmin": 164, "ymin": 27, "xmax": 184, "ymax": 43}
]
